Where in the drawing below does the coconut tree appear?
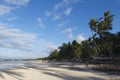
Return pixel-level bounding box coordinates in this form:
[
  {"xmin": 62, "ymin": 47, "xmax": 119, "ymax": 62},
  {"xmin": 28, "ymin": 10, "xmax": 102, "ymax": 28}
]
[
  {"xmin": 72, "ymin": 40, "xmax": 82, "ymax": 60},
  {"xmin": 89, "ymin": 11, "xmax": 114, "ymax": 58},
  {"xmin": 81, "ymin": 39, "xmax": 96, "ymax": 61}
]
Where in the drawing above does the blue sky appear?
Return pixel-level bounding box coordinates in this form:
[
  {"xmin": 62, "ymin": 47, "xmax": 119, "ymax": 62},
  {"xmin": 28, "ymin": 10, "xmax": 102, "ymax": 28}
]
[{"xmin": 0, "ymin": 0, "xmax": 120, "ymax": 59}]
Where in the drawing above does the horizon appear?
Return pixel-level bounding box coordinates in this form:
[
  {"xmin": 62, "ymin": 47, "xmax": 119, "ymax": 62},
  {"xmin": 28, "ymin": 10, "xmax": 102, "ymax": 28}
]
[{"xmin": 0, "ymin": 0, "xmax": 120, "ymax": 59}]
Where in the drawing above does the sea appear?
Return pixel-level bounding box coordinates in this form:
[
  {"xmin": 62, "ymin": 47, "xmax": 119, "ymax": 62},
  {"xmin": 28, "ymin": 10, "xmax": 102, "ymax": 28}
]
[{"xmin": 0, "ymin": 59, "xmax": 49, "ymax": 70}]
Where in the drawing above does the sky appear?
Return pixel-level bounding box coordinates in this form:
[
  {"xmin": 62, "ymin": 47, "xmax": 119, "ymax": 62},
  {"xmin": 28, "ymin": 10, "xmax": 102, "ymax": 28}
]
[{"xmin": 0, "ymin": 0, "xmax": 120, "ymax": 59}]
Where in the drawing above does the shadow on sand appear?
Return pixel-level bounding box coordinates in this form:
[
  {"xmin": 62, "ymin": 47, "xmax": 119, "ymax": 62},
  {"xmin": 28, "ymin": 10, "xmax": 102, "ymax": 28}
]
[
  {"xmin": 25, "ymin": 64, "xmax": 108, "ymax": 80},
  {"xmin": 0, "ymin": 63, "xmax": 110, "ymax": 80},
  {"xmin": 0, "ymin": 69, "xmax": 23, "ymax": 80},
  {"xmin": 0, "ymin": 66, "xmax": 29, "ymax": 80}
]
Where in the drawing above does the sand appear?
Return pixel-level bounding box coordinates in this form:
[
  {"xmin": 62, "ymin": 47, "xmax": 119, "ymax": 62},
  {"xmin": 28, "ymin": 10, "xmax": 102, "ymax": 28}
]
[{"xmin": 0, "ymin": 62, "xmax": 119, "ymax": 80}]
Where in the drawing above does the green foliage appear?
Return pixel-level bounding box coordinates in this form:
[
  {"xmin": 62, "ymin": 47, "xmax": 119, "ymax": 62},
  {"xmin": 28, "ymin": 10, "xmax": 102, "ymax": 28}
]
[
  {"xmin": 48, "ymin": 50, "xmax": 58, "ymax": 60},
  {"xmin": 47, "ymin": 11, "xmax": 120, "ymax": 63},
  {"xmin": 58, "ymin": 42, "xmax": 75, "ymax": 60},
  {"xmin": 81, "ymin": 40, "xmax": 97, "ymax": 61},
  {"xmin": 89, "ymin": 11, "xmax": 113, "ymax": 34},
  {"xmin": 72, "ymin": 40, "xmax": 82, "ymax": 59},
  {"xmin": 89, "ymin": 11, "xmax": 114, "ymax": 58}
]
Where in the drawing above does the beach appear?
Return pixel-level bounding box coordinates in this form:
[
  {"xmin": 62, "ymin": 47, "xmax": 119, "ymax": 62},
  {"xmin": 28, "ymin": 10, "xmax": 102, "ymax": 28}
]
[{"xmin": 0, "ymin": 60, "xmax": 119, "ymax": 80}]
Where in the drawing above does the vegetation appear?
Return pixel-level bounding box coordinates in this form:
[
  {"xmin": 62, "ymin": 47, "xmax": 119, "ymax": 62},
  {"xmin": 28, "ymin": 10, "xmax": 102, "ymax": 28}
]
[{"xmin": 47, "ymin": 11, "xmax": 120, "ymax": 64}]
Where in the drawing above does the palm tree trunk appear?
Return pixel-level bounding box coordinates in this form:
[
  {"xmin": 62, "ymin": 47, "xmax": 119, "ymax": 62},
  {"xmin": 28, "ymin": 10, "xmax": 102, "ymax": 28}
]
[
  {"xmin": 91, "ymin": 31, "xmax": 102, "ymax": 56},
  {"xmin": 99, "ymin": 34, "xmax": 113, "ymax": 58}
]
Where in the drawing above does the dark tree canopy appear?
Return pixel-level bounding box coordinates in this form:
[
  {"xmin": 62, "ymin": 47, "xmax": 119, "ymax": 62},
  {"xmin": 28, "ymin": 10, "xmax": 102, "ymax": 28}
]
[{"xmin": 47, "ymin": 11, "xmax": 120, "ymax": 64}]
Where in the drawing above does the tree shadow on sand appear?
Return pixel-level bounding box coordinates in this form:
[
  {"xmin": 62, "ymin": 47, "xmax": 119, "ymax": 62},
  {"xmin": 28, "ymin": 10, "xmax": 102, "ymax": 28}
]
[
  {"xmin": 0, "ymin": 68, "xmax": 25, "ymax": 80},
  {"xmin": 0, "ymin": 63, "xmax": 112, "ymax": 80},
  {"xmin": 41, "ymin": 68, "xmax": 106, "ymax": 80},
  {"xmin": 25, "ymin": 65, "xmax": 108, "ymax": 80}
]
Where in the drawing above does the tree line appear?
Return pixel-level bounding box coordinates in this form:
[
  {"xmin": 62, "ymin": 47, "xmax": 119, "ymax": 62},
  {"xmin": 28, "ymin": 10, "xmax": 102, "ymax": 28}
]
[{"xmin": 47, "ymin": 11, "xmax": 120, "ymax": 63}]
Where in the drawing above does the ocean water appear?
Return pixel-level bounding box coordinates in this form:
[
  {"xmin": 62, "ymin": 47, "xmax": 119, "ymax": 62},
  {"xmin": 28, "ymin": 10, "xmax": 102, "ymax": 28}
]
[
  {"xmin": 0, "ymin": 60, "xmax": 29, "ymax": 70},
  {"xmin": 0, "ymin": 60, "xmax": 50, "ymax": 70}
]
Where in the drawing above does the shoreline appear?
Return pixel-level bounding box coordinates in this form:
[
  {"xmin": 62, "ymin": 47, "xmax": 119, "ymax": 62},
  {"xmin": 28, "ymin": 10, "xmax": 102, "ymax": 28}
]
[{"xmin": 0, "ymin": 61, "xmax": 120, "ymax": 80}]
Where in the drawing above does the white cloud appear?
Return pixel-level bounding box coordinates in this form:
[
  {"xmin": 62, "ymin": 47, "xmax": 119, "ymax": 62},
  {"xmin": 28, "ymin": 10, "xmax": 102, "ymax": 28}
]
[
  {"xmin": 54, "ymin": 0, "xmax": 79, "ymax": 10},
  {"xmin": 45, "ymin": 11, "xmax": 51, "ymax": 17},
  {"xmin": 66, "ymin": 0, "xmax": 80, "ymax": 3},
  {"xmin": 65, "ymin": 28, "xmax": 72, "ymax": 33},
  {"xmin": 0, "ymin": 25, "xmax": 37, "ymax": 50},
  {"xmin": 68, "ymin": 33, "xmax": 73, "ymax": 39},
  {"xmin": 57, "ymin": 20, "xmax": 69, "ymax": 27},
  {"xmin": 64, "ymin": 7, "xmax": 72, "ymax": 16},
  {"xmin": 5, "ymin": 16, "xmax": 17, "ymax": 21},
  {"xmin": 63, "ymin": 0, "xmax": 69, "ymax": 4},
  {"xmin": 42, "ymin": 0, "xmax": 80, "ymax": 23},
  {"xmin": 64, "ymin": 28, "xmax": 73, "ymax": 39},
  {"xmin": 57, "ymin": 22, "xmax": 65, "ymax": 28},
  {"xmin": 0, "ymin": 5, "xmax": 12, "ymax": 16},
  {"xmin": 44, "ymin": 42, "xmax": 58, "ymax": 53},
  {"xmin": 54, "ymin": 2, "xmax": 63, "ymax": 10},
  {"xmin": 52, "ymin": 14, "xmax": 61, "ymax": 21},
  {"xmin": 51, "ymin": 0, "xmax": 79, "ymax": 22},
  {"xmin": 0, "ymin": 0, "xmax": 29, "ymax": 21},
  {"xmin": 54, "ymin": 0, "xmax": 69, "ymax": 10},
  {"xmin": 4, "ymin": 0, "xmax": 29, "ymax": 6},
  {"xmin": 76, "ymin": 34, "xmax": 85, "ymax": 43},
  {"xmin": 38, "ymin": 17, "xmax": 46, "ymax": 28},
  {"xmin": 39, "ymin": 41, "xmax": 58, "ymax": 54}
]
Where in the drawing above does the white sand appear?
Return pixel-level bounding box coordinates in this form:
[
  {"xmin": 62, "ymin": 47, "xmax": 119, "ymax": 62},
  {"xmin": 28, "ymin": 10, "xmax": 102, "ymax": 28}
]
[{"xmin": 0, "ymin": 62, "xmax": 118, "ymax": 80}]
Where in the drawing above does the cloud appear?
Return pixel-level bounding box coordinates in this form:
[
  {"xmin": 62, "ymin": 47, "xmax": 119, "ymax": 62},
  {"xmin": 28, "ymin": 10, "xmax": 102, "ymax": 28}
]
[
  {"xmin": 0, "ymin": 0, "xmax": 29, "ymax": 21},
  {"xmin": 43, "ymin": 0, "xmax": 79, "ymax": 23},
  {"xmin": 65, "ymin": 0, "xmax": 80, "ymax": 3},
  {"xmin": 54, "ymin": 3, "xmax": 62, "ymax": 10},
  {"xmin": 57, "ymin": 20, "xmax": 69, "ymax": 27},
  {"xmin": 54, "ymin": 0, "xmax": 79, "ymax": 10},
  {"xmin": 64, "ymin": 7, "xmax": 72, "ymax": 16},
  {"xmin": 4, "ymin": 0, "xmax": 29, "ymax": 6},
  {"xmin": 5, "ymin": 16, "xmax": 17, "ymax": 21},
  {"xmin": 76, "ymin": 34, "xmax": 85, "ymax": 43},
  {"xmin": 51, "ymin": 14, "xmax": 61, "ymax": 21},
  {"xmin": 50, "ymin": 0, "xmax": 79, "ymax": 22},
  {"xmin": 54, "ymin": 0, "xmax": 69, "ymax": 10},
  {"xmin": 38, "ymin": 17, "xmax": 46, "ymax": 28},
  {"xmin": 0, "ymin": 5, "xmax": 12, "ymax": 16},
  {"xmin": 39, "ymin": 41, "xmax": 58, "ymax": 54},
  {"xmin": 63, "ymin": 0, "xmax": 69, "ymax": 4},
  {"xmin": 45, "ymin": 11, "xmax": 51, "ymax": 17},
  {"xmin": 64, "ymin": 28, "xmax": 73, "ymax": 39},
  {"xmin": 57, "ymin": 22, "xmax": 65, "ymax": 28},
  {"xmin": 0, "ymin": 25, "xmax": 37, "ymax": 50}
]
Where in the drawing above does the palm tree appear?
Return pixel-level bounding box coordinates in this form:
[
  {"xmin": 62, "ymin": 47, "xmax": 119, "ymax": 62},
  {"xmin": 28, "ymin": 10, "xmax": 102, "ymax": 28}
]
[
  {"xmin": 81, "ymin": 39, "xmax": 96, "ymax": 61},
  {"xmin": 72, "ymin": 40, "xmax": 82, "ymax": 60},
  {"xmin": 89, "ymin": 11, "xmax": 114, "ymax": 58},
  {"xmin": 49, "ymin": 50, "xmax": 59, "ymax": 60}
]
